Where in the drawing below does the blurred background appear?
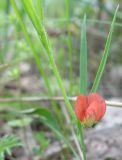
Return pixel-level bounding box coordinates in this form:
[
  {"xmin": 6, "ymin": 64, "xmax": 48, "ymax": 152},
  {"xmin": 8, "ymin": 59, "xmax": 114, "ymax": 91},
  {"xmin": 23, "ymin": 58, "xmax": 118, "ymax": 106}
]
[
  {"xmin": 0, "ymin": 0, "xmax": 122, "ymax": 97},
  {"xmin": 0, "ymin": 0, "xmax": 122, "ymax": 160}
]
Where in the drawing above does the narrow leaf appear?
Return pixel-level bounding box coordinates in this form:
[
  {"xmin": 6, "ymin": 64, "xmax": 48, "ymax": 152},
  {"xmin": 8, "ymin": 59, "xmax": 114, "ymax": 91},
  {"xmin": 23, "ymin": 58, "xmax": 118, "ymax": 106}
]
[
  {"xmin": 78, "ymin": 15, "xmax": 87, "ymax": 160},
  {"xmin": 22, "ymin": 108, "xmax": 79, "ymax": 158},
  {"xmin": 20, "ymin": 0, "xmax": 75, "ymax": 119},
  {"xmin": 80, "ymin": 15, "xmax": 87, "ymax": 94},
  {"xmin": 37, "ymin": 0, "xmax": 43, "ymax": 21},
  {"xmin": 91, "ymin": 5, "xmax": 119, "ymax": 92},
  {"xmin": 11, "ymin": 0, "xmax": 52, "ymax": 93}
]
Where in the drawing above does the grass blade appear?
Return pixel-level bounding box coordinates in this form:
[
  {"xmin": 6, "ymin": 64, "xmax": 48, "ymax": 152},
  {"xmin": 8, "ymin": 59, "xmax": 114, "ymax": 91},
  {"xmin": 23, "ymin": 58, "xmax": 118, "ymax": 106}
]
[
  {"xmin": 77, "ymin": 15, "xmax": 88, "ymax": 160},
  {"xmin": 11, "ymin": 0, "xmax": 67, "ymax": 134},
  {"xmin": 91, "ymin": 5, "xmax": 119, "ymax": 92},
  {"xmin": 37, "ymin": 0, "xmax": 43, "ymax": 21},
  {"xmin": 80, "ymin": 15, "xmax": 87, "ymax": 94},
  {"xmin": 65, "ymin": 0, "xmax": 73, "ymax": 93},
  {"xmin": 20, "ymin": 0, "xmax": 74, "ymax": 118},
  {"xmin": 11, "ymin": 0, "xmax": 52, "ymax": 94},
  {"xmin": 13, "ymin": 0, "xmax": 83, "ymax": 158}
]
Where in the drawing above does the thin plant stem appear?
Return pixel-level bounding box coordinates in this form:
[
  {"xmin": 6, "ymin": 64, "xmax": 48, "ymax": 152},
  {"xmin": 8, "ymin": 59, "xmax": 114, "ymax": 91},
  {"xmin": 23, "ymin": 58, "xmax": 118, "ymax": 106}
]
[
  {"xmin": 1, "ymin": 0, "xmax": 10, "ymax": 63},
  {"xmin": 0, "ymin": 97, "xmax": 121, "ymax": 108},
  {"xmin": 78, "ymin": 15, "xmax": 88, "ymax": 160},
  {"xmin": 80, "ymin": 125, "xmax": 86, "ymax": 160},
  {"xmin": 18, "ymin": 74, "xmax": 34, "ymax": 160},
  {"xmin": 20, "ymin": 0, "xmax": 83, "ymax": 158},
  {"xmin": 21, "ymin": 0, "xmax": 75, "ymax": 119},
  {"xmin": 11, "ymin": 0, "xmax": 81, "ymax": 158},
  {"xmin": 11, "ymin": 0, "xmax": 66, "ymax": 133},
  {"xmin": 65, "ymin": 0, "xmax": 73, "ymax": 93},
  {"xmin": 11, "ymin": 0, "xmax": 51, "ymax": 93},
  {"xmin": 61, "ymin": 102, "xmax": 83, "ymax": 159}
]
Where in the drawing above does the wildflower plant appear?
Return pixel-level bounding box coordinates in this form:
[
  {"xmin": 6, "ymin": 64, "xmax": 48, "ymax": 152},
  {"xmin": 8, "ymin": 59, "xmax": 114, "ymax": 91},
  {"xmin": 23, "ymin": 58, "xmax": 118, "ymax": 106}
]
[{"xmin": 11, "ymin": 0, "xmax": 119, "ymax": 159}]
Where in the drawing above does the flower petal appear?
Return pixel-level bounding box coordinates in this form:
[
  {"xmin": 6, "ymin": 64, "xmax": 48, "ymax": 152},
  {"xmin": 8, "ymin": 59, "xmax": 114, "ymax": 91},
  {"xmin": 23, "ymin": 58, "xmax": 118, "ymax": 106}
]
[
  {"xmin": 88, "ymin": 93, "xmax": 106, "ymax": 119},
  {"xmin": 75, "ymin": 94, "xmax": 88, "ymax": 121}
]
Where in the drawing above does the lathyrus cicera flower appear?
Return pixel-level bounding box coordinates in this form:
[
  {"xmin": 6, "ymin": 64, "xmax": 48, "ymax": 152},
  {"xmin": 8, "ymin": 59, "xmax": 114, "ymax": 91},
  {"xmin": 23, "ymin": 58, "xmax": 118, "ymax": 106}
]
[{"xmin": 75, "ymin": 93, "xmax": 106, "ymax": 127}]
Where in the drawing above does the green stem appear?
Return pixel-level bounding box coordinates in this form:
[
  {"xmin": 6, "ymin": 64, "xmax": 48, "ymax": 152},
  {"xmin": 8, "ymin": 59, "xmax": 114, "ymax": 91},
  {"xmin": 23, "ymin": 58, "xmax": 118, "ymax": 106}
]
[
  {"xmin": 80, "ymin": 126, "xmax": 86, "ymax": 160},
  {"xmin": 12, "ymin": 1, "xmax": 86, "ymax": 159},
  {"xmin": 78, "ymin": 14, "xmax": 87, "ymax": 160},
  {"xmin": 65, "ymin": 0, "xmax": 73, "ymax": 93},
  {"xmin": 77, "ymin": 121, "xmax": 86, "ymax": 160},
  {"xmin": 11, "ymin": 0, "xmax": 67, "ymax": 130},
  {"xmin": 80, "ymin": 15, "xmax": 87, "ymax": 95},
  {"xmin": 37, "ymin": 0, "xmax": 43, "ymax": 22},
  {"xmin": 21, "ymin": 0, "xmax": 75, "ymax": 119},
  {"xmin": 48, "ymin": 53, "xmax": 75, "ymax": 118},
  {"xmin": 1, "ymin": 0, "xmax": 10, "ymax": 63},
  {"xmin": 11, "ymin": 0, "xmax": 51, "ymax": 93}
]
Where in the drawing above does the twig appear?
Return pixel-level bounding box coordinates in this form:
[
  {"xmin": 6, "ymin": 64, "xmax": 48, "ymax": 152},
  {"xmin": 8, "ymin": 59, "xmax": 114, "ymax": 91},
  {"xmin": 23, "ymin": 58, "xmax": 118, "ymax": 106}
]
[{"xmin": 0, "ymin": 96, "xmax": 122, "ymax": 108}]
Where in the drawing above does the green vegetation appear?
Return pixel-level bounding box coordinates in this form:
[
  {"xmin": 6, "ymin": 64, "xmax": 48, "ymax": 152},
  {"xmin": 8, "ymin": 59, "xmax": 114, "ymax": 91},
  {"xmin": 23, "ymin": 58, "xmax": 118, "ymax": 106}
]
[{"xmin": 0, "ymin": 0, "xmax": 121, "ymax": 159}]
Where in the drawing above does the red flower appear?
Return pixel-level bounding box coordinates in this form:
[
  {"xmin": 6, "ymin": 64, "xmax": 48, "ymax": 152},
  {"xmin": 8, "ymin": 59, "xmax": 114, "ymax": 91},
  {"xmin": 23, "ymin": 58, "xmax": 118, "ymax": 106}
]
[{"xmin": 75, "ymin": 93, "xmax": 106, "ymax": 127}]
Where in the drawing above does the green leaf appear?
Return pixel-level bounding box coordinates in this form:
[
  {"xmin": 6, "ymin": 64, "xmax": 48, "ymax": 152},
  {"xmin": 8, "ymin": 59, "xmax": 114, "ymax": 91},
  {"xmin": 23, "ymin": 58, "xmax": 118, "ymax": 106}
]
[
  {"xmin": 20, "ymin": 0, "xmax": 74, "ymax": 119},
  {"xmin": 78, "ymin": 14, "xmax": 87, "ymax": 160},
  {"xmin": 0, "ymin": 135, "xmax": 22, "ymax": 158},
  {"xmin": 91, "ymin": 5, "xmax": 119, "ymax": 92},
  {"xmin": 22, "ymin": 108, "xmax": 79, "ymax": 158},
  {"xmin": 21, "ymin": 0, "xmax": 49, "ymax": 49},
  {"xmin": 80, "ymin": 14, "xmax": 87, "ymax": 94},
  {"xmin": 8, "ymin": 117, "xmax": 32, "ymax": 128},
  {"xmin": 11, "ymin": 0, "xmax": 52, "ymax": 94},
  {"xmin": 32, "ymin": 108, "xmax": 60, "ymax": 133},
  {"xmin": 37, "ymin": 0, "xmax": 43, "ymax": 21},
  {"xmin": 21, "ymin": 108, "xmax": 59, "ymax": 135}
]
